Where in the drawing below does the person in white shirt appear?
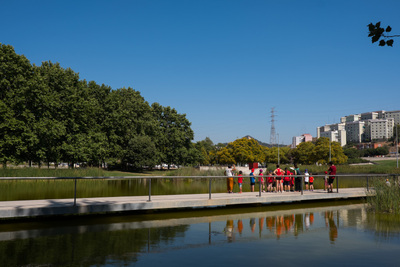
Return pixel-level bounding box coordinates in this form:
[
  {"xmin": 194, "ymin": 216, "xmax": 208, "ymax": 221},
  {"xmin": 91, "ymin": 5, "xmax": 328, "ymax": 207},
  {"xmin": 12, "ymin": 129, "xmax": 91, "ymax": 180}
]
[
  {"xmin": 225, "ymin": 165, "xmax": 236, "ymax": 193},
  {"xmin": 304, "ymin": 169, "xmax": 310, "ymax": 190}
]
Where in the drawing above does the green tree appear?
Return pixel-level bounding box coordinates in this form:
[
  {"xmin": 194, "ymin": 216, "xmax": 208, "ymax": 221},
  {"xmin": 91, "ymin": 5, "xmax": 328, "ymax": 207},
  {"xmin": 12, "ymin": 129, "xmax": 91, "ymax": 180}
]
[
  {"xmin": 216, "ymin": 146, "xmax": 235, "ymax": 164},
  {"xmin": 123, "ymin": 135, "xmax": 158, "ymax": 170},
  {"xmin": 291, "ymin": 142, "xmax": 316, "ymax": 164},
  {"xmin": 212, "ymin": 137, "xmax": 267, "ymax": 165},
  {"xmin": 194, "ymin": 137, "xmax": 216, "ymax": 165},
  {"xmin": 343, "ymin": 147, "xmax": 361, "ymax": 159},
  {"xmin": 313, "ymin": 137, "xmax": 347, "ymax": 164},
  {"xmin": 84, "ymin": 81, "xmax": 111, "ymax": 167},
  {"xmin": 151, "ymin": 103, "xmax": 194, "ymax": 168},
  {"xmin": 0, "ymin": 44, "xmax": 35, "ymax": 166},
  {"xmin": 265, "ymin": 146, "xmax": 290, "ymax": 164},
  {"xmin": 34, "ymin": 61, "xmax": 92, "ymax": 167},
  {"xmin": 226, "ymin": 137, "xmax": 266, "ymax": 165},
  {"xmin": 104, "ymin": 88, "xmax": 155, "ymax": 169}
]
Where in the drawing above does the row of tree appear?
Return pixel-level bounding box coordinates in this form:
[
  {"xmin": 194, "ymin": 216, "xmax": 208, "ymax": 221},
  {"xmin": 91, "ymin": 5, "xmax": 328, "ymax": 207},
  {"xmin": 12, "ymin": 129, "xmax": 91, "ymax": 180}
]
[
  {"xmin": 194, "ymin": 137, "xmax": 348, "ymax": 166},
  {"xmin": 0, "ymin": 44, "xmax": 198, "ymax": 169}
]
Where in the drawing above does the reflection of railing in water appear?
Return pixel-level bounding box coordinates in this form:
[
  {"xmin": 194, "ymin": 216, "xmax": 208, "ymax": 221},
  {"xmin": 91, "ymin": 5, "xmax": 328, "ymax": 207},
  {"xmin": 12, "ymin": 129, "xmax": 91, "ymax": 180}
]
[
  {"xmin": 0, "ymin": 203, "xmax": 362, "ymax": 242},
  {"xmin": 0, "ymin": 203, "xmax": 365, "ymax": 256},
  {"xmin": 0, "ymin": 174, "xmax": 398, "ymax": 206}
]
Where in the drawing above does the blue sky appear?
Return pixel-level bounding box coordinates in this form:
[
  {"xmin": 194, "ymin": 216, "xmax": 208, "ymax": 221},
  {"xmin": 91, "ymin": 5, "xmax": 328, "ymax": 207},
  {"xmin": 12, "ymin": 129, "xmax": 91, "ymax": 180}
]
[{"xmin": 2, "ymin": 0, "xmax": 400, "ymax": 145}]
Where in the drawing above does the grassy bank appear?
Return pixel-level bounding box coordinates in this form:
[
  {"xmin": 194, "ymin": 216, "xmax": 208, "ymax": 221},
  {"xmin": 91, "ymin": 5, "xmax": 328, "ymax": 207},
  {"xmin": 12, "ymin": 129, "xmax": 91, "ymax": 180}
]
[
  {"xmin": 366, "ymin": 178, "xmax": 400, "ymax": 214},
  {"xmin": 0, "ymin": 167, "xmax": 167, "ymax": 177}
]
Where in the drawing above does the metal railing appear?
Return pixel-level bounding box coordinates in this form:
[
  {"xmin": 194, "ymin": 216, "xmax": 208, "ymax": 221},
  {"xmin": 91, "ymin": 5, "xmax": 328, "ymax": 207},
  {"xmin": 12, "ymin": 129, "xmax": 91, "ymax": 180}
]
[{"xmin": 0, "ymin": 174, "xmax": 398, "ymax": 206}]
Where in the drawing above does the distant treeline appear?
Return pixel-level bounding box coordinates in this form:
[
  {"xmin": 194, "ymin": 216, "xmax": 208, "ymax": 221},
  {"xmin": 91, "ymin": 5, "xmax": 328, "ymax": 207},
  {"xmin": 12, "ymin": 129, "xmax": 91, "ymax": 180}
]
[{"xmin": 0, "ymin": 44, "xmax": 199, "ymax": 169}]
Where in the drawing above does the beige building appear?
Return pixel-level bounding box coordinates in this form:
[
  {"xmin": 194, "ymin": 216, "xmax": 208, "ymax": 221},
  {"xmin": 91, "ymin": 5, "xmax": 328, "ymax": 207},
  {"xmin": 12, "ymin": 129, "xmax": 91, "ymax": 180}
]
[
  {"xmin": 364, "ymin": 118, "xmax": 394, "ymax": 141},
  {"xmin": 383, "ymin": 110, "xmax": 400, "ymax": 125},
  {"xmin": 319, "ymin": 110, "xmax": 398, "ymax": 145}
]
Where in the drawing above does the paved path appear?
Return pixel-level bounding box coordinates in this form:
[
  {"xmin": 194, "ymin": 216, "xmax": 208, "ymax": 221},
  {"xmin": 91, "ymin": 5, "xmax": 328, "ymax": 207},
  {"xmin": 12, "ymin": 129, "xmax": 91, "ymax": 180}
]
[{"xmin": 0, "ymin": 188, "xmax": 367, "ymax": 220}]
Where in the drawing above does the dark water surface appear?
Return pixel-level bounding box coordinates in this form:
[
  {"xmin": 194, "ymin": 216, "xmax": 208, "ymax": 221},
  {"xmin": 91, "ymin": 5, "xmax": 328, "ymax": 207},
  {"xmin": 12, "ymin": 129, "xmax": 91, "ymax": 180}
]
[{"xmin": 0, "ymin": 200, "xmax": 399, "ymax": 266}]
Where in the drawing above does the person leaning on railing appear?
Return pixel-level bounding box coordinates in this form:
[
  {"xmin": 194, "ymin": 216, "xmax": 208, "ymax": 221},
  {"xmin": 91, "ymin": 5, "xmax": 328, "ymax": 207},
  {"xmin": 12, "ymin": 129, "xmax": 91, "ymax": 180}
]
[
  {"xmin": 225, "ymin": 164, "xmax": 236, "ymax": 194},
  {"xmin": 327, "ymin": 162, "xmax": 336, "ymax": 193}
]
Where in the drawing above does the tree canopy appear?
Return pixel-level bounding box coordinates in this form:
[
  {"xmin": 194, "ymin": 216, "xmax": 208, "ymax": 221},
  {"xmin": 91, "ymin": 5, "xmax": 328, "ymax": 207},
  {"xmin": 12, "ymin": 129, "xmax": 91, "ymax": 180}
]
[{"xmin": 0, "ymin": 43, "xmax": 195, "ymax": 170}]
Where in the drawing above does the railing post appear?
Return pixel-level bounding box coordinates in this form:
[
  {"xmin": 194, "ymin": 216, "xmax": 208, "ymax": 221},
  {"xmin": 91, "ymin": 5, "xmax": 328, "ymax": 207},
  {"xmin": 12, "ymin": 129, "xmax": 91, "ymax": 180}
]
[
  {"xmin": 258, "ymin": 178, "xmax": 261, "ymax": 197},
  {"xmin": 366, "ymin": 176, "xmax": 369, "ymax": 191},
  {"xmin": 209, "ymin": 178, "xmax": 212, "ymax": 200},
  {"xmin": 148, "ymin": 178, "xmax": 152, "ymax": 202},
  {"xmin": 74, "ymin": 178, "xmax": 77, "ymax": 206},
  {"xmin": 336, "ymin": 176, "xmax": 339, "ymax": 193},
  {"xmin": 301, "ymin": 175, "xmax": 304, "ymax": 195}
]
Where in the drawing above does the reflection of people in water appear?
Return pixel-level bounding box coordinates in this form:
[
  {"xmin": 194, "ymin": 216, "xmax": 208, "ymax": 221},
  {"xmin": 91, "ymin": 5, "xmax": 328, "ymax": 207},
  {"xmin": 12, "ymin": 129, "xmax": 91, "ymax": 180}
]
[
  {"xmin": 305, "ymin": 213, "xmax": 310, "ymax": 230},
  {"xmin": 284, "ymin": 214, "xmax": 294, "ymax": 233},
  {"xmin": 325, "ymin": 211, "xmax": 338, "ymax": 243},
  {"xmin": 237, "ymin": 220, "xmax": 243, "ymax": 235},
  {"xmin": 250, "ymin": 218, "xmax": 256, "ymax": 233},
  {"xmin": 276, "ymin": 215, "xmax": 284, "ymax": 239},
  {"xmin": 224, "ymin": 219, "xmax": 234, "ymax": 242},
  {"xmin": 266, "ymin": 216, "xmax": 275, "ymax": 233},
  {"xmin": 259, "ymin": 217, "xmax": 264, "ymax": 237}
]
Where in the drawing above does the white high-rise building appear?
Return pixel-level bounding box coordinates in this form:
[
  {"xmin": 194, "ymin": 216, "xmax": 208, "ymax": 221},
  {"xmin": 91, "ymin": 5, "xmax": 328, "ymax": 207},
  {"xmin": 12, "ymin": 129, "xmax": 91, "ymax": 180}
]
[
  {"xmin": 316, "ymin": 123, "xmax": 346, "ymax": 146},
  {"xmin": 291, "ymin": 134, "xmax": 313, "ymax": 148},
  {"xmin": 318, "ymin": 110, "xmax": 398, "ymax": 145}
]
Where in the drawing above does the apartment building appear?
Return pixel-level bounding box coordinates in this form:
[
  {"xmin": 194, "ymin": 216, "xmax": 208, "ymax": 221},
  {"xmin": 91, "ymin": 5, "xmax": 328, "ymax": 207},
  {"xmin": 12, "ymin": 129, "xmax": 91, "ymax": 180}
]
[
  {"xmin": 317, "ymin": 110, "xmax": 398, "ymax": 145},
  {"xmin": 364, "ymin": 118, "xmax": 394, "ymax": 141},
  {"xmin": 345, "ymin": 121, "xmax": 365, "ymax": 143},
  {"xmin": 316, "ymin": 123, "xmax": 346, "ymax": 146},
  {"xmin": 291, "ymin": 133, "xmax": 313, "ymax": 148},
  {"xmin": 383, "ymin": 110, "xmax": 400, "ymax": 125}
]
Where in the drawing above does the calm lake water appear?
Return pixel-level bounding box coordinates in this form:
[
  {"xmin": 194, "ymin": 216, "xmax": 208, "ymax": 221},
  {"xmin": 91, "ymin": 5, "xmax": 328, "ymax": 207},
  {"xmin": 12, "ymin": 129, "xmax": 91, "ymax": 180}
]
[{"xmin": 0, "ymin": 200, "xmax": 399, "ymax": 267}]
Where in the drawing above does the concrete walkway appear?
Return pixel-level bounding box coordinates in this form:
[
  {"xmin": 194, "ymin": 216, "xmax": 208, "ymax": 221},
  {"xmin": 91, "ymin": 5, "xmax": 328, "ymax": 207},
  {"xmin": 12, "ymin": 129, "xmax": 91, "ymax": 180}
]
[{"xmin": 0, "ymin": 188, "xmax": 367, "ymax": 219}]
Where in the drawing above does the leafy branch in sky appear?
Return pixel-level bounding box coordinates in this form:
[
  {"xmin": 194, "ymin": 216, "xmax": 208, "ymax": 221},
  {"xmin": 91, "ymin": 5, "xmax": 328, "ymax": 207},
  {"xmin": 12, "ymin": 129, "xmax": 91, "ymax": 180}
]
[{"xmin": 368, "ymin": 22, "xmax": 400, "ymax": 47}]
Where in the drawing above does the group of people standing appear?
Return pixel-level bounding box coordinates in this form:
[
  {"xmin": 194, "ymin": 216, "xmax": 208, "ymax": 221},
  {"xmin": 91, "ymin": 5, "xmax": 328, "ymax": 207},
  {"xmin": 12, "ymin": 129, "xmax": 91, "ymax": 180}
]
[{"xmin": 225, "ymin": 162, "xmax": 336, "ymax": 194}]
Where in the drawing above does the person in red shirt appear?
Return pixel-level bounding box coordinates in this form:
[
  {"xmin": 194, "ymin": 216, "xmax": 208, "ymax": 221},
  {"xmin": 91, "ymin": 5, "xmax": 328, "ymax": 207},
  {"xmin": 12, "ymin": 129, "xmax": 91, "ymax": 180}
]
[
  {"xmin": 267, "ymin": 171, "xmax": 274, "ymax": 192},
  {"xmin": 328, "ymin": 162, "xmax": 336, "ymax": 193},
  {"xmin": 309, "ymin": 173, "xmax": 315, "ymax": 191},
  {"xmin": 237, "ymin": 170, "xmax": 243, "ymax": 193},
  {"xmin": 283, "ymin": 168, "xmax": 291, "ymax": 192},
  {"xmin": 273, "ymin": 165, "xmax": 284, "ymax": 193},
  {"xmin": 259, "ymin": 169, "xmax": 266, "ymax": 192}
]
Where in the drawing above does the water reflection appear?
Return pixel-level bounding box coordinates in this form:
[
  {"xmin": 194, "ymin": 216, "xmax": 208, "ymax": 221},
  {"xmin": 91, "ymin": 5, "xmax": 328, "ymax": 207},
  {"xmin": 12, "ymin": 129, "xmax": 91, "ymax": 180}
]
[
  {"xmin": 325, "ymin": 211, "xmax": 338, "ymax": 243},
  {"xmin": 222, "ymin": 211, "xmax": 339, "ymax": 242},
  {"xmin": 0, "ymin": 202, "xmax": 399, "ymax": 266}
]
